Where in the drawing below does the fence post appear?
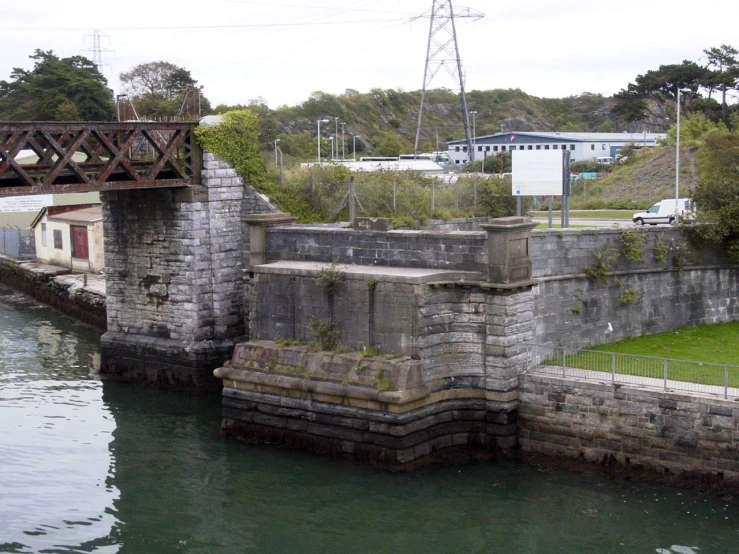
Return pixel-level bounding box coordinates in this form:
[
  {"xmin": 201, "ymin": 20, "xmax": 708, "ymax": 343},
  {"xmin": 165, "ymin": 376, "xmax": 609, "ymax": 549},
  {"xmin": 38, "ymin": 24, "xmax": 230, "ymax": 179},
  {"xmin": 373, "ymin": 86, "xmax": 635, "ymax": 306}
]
[
  {"xmin": 562, "ymin": 348, "xmax": 566, "ymax": 377},
  {"xmin": 663, "ymin": 359, "xmax": 668, "ymax": 391},
  {"xmin": 612, "ymin": 353, "xmax": 616, "ymax": 384},
  {"xmin": 725, "ymin": 365, "xmax": 729, "ymax": 399}
]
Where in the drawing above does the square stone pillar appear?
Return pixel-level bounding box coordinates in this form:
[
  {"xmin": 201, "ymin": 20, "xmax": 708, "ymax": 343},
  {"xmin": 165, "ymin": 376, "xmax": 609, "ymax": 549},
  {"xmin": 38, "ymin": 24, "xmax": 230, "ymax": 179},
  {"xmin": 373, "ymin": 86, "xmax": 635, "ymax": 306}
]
[
  {"xmin": 244, "ymin": 213, "xmax": 296, "ymax": 268},
  {"xmin": 480, "ymin": 217, "xmax": 538, "ymax": 284},
  {"xmin": 479, "ymin": 217, "xmax": 538, "ymax": 397}
]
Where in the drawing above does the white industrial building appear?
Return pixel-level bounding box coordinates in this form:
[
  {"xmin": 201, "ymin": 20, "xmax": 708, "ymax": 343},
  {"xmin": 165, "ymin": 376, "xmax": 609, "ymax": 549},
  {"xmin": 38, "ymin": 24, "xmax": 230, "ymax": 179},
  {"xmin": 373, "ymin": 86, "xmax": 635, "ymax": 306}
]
[{"xmin": 446, "ymin": 131, "xmax": 667, "ymax": 166}]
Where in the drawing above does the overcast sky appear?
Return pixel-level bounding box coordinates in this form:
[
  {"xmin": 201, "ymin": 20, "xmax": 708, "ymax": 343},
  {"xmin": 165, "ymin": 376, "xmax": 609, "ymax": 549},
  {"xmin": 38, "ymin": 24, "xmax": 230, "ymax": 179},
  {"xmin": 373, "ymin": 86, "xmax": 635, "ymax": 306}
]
[{"xmin": 2, "ymin": 0, "xmax": 738, "ymax": 109}]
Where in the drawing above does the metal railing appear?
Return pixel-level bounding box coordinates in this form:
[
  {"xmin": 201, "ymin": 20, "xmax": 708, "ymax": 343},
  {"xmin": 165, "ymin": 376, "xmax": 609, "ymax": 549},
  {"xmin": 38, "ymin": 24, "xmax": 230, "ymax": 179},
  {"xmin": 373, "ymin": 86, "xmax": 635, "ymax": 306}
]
[{"xmin": 527, "ymin": 343, "xmax": 739, "ymax": 399}]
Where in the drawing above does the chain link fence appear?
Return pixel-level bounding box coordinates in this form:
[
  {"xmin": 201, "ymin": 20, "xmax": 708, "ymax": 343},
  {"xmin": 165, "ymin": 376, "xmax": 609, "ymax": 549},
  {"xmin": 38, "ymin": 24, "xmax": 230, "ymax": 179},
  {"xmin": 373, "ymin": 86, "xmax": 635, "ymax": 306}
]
[{"xmin": 0, "ymin": 227, "xmax": 35, "ymax": 260}]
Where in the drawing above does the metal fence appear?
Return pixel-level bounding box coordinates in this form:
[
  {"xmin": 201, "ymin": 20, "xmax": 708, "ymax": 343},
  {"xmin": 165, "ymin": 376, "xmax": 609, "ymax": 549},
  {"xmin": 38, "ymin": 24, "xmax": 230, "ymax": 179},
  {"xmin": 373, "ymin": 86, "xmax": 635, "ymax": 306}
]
[
  {"xmin": 527, "ymin": 343, "xmax": 739, "ymax": 399},
  {"xmin": 0, "ymin": 226, "xmax": 35, "ymax": 260}
]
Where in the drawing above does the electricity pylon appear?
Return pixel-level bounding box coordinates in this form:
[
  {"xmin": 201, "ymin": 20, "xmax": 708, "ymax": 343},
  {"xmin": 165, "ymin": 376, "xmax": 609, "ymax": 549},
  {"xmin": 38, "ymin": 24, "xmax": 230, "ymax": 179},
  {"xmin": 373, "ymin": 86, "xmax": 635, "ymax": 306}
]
[
  {"xmin": 82, "ymin": 29, "xmax": 114, "ymax": 73},
  {"xmin": 412, "ymin": 1, "xmax": 483, "ymax": 159}
]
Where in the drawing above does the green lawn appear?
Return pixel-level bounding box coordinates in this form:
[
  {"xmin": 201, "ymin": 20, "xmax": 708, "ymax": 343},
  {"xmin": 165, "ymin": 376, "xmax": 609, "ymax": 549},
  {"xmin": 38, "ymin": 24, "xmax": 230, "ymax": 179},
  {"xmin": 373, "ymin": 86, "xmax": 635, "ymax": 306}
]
[
  {"xmin": 544, "ymin": 322, "xmax": 739, "ymax": 387},
  {"xmin": 530, "ymin": 210, "xmax": 635, "ymax": 220},
  {"xmin": 534, "ymin": 223, "xmax": 593, "ymax": 229}
]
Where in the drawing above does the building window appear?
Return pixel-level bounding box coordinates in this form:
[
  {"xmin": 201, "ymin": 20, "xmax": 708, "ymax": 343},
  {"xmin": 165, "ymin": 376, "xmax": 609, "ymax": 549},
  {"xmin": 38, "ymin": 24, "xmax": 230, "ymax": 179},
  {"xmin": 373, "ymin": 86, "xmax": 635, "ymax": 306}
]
[
  {"xmin": 455, "ymin": 159, "xmax": 461, "ymax": 164},
  {"xmin": 455, "ymin": 146, "xmax": 460, "ymax": 152},
  {"xmin": 591, "ymin": 144, "xmax": 595, "ymax": 150},
  {"xmin": 602, "ymin": 143, "xmax": 607, "ymax": 150},
  {"xmin": 485, "ymin": 146, "xmax": 490, "ymax": 152},
  {"xmin": 536, "ymin": 145, "xmax": 541, "ymax": 150},
  {"xmin": 553, "ymin": 145, "xmax": 558, "ymax": 149},
  {"xmin": 501, "ymin": 146, "xmax": 506, "ymax": 151},
  {"xmin": 463, "ymin": 146, "xmax": 467, "ymax": 152},
  {"xmin": 53, "ymin": 229, "xmax": 63, "ymax": 250},
  {"xmin": 493, "ymin": 146, "xmax": 498, "ymax": 152},
  {"xmin": 528, "ymin": 145, "xmax": 533, "ymax": 150},
  {"xmin": 544, "ymin": 145, "xmax": 550, "ymax": 150},
  {"xmin": 570, "ymin": 145, "xmax": 575, "ymax": 150},
  {"xmin": 41, "ymin": 223, "xmax": 47, "ymax": 247},
  {"xmin": 477, "ymin": 145, "xmax": 482, "ymax": 152}
]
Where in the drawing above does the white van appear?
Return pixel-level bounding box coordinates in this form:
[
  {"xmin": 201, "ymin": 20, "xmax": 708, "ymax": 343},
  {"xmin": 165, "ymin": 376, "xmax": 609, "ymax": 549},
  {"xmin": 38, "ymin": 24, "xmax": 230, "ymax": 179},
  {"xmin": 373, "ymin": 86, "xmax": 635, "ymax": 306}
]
[{"xmin": 632, "ymin": 198, "xmax": 694, "ymax": 226}]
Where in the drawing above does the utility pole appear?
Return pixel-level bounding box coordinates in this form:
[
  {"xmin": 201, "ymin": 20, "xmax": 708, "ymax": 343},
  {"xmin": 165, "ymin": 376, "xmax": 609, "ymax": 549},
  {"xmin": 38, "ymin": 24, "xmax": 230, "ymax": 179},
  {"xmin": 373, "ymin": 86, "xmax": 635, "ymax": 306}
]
[{"xmin": 412, "ymin": 1, "xmax": 483, "ymax": 158}]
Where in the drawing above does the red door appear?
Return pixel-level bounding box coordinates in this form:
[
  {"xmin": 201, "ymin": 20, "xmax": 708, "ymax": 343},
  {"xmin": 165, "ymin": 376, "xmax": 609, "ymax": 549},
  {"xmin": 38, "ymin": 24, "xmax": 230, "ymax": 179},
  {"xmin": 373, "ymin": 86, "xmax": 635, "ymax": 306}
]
[{"xmin": 71, "ymin": 226, "xmax": 89, "ymax": 259}]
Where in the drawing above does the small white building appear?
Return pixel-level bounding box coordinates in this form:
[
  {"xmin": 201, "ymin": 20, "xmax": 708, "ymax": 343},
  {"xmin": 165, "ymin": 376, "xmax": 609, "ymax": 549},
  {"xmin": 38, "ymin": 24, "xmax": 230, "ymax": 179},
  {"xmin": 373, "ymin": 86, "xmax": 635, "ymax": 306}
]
[
  {"xmin": 31, "ymin": 205, "xmax": 104, "ymax": 272},
  {"xmin": 447, "ymin": 131, "xmax": 667, "ymax": 166},
  {"xmin": 301, "ymin": 159, "xmax": 448, "ymax": 178}
]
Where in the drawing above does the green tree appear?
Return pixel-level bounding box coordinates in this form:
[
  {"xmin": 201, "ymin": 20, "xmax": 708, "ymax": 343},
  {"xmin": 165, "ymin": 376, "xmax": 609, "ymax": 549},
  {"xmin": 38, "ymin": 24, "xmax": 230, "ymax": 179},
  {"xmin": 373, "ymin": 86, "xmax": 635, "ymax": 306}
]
[
  {"xmin": 119, "ymin": 61, "xmax": 210, "ymax": 119},
  {"xmin": 0, "ymin": 49, "xmax": 114, "ymax": 121},
  {"xmin": 612, "ymin": 60, "xmax": 710, "ymax": 123},
  {"xmin": 688, "ymin": 131, "xmax": 739, "ymax": 260},
  {"xmin": 703, "ymin": 44, "xmax": 739, "ymax": 123}
]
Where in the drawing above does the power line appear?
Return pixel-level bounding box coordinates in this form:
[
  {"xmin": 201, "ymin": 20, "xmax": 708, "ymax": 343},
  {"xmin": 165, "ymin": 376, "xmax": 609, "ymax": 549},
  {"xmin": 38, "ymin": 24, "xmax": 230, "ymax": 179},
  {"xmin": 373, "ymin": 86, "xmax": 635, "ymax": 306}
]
[{"xmin": 0, "ymin": 18, "xmax": 402, "ymax": 32}]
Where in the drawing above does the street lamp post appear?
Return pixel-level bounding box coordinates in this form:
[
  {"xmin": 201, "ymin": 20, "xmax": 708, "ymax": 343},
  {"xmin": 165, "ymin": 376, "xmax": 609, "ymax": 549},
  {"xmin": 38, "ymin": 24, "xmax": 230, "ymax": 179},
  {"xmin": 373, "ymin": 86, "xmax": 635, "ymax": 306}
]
[
  {"xmin": 317, "ymin": 118, "xmax": 329, "ymax": 162},
  {"xmin": 341, "ymin": 122, "xmax": 346, "ymax": 160},
  {"xmin": 675, "ymin": 90, "xmax": 684, "ymax": 219},
  {"xmin": 329, "ymin": 137, "xmax": 335, "ymax": 162},
  {"xmin": 334, "ymin": 117, "xmax": 339, "ymax": 160},
  {"xmin": 470, "ymin": 110, "xmax": 477, "ymax": 164},
  {"xmin": 274, "ymin": 138, "xmax": 280, "ymax": 165},
  {"xmin": 353, "ymin": 135, "xmax": 360, "ymax": 161}
]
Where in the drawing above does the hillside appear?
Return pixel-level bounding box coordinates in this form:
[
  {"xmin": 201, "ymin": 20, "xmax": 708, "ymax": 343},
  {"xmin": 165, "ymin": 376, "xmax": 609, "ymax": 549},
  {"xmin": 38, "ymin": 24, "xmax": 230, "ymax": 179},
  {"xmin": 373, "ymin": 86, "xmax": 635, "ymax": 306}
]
[
  {"xmin": 570, "ymin": 146, "xmax": 698, "ymax": 209},
  {"xmin": 216, "ymin": 88, "xmax": 641, "ymax": 159}
]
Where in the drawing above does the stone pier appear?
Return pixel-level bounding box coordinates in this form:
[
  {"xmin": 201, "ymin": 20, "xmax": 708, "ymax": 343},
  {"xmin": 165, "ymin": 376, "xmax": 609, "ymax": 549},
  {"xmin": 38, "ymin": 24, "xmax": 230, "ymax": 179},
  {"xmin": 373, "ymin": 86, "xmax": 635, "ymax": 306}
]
[
  {"xmin": 100, "ymin": 151, "xmax": 261, "ymax": 389},
  {"xmin": 215, "ymin": 217, "xmax": 540, "ymax": 467}
]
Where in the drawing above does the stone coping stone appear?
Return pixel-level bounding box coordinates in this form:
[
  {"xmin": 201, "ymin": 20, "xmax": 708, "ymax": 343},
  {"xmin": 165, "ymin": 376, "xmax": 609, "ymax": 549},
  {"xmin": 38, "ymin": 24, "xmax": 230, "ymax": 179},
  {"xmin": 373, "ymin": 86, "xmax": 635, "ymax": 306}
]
[
  {"xmin": 253, "ymin": 261, "xmax": 483, "ymax": 284},
  {"xmin": 268, "ymin": 225, "xmax": 486, "ymax": 239}
]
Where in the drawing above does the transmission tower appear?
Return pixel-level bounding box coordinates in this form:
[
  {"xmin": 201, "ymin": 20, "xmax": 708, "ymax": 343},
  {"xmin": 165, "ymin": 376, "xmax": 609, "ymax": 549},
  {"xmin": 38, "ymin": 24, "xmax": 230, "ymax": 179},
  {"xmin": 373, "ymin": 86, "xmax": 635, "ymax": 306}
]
[
  {"xmin": 412, "ymin": 1, "xmax": 483, "ymax": 159},
  {"xmin": 82, "ymin": 29, "xmax": 114, "ymax": 73}
]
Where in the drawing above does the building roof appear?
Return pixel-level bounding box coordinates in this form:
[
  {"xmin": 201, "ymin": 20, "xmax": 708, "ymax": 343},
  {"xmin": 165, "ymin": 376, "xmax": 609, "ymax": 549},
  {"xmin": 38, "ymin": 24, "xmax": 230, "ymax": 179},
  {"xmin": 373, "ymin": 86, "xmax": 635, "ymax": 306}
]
[
  {"xmin": 447, "ymin": 131, "xmax": 667, "ymax": 145},
  {"xmin": 32, "ymin": 205, "xmax": 103, "ymax": 228},
  {"xmin": 302, "ymin": 160, "xmax": 446, "ymax": 173}
]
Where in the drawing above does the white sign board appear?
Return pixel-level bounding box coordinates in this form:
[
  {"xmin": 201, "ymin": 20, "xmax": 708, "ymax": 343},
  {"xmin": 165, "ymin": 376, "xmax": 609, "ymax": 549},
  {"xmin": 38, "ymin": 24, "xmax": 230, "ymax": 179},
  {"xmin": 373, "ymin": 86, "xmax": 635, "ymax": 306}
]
[
  {"xmin": 0, "ymin": 195, "xmax": 53, "ymax": 213},
  {"xmin": 512, "ymin": 150, "xmax": 563, "ymax": 196}
]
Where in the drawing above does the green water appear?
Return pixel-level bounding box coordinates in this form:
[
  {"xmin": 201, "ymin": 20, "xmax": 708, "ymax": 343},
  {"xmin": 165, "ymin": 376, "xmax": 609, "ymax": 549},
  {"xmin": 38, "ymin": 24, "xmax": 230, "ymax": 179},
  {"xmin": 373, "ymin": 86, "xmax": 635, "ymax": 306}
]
[{"xmin": 1, "ymin": 285, "xmax": 737, "ymax": 554}]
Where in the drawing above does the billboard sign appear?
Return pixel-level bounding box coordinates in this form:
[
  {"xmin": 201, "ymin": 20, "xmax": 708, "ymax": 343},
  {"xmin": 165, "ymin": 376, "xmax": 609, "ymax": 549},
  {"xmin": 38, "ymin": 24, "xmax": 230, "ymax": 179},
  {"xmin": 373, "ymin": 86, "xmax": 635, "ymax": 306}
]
[
  {"xmin": 0, "ymin": 195, "xmax": 53, "ymax": 213},
  {"xmin": 512, "ymin": 150, "xmax": 564, "ymax": 196}
]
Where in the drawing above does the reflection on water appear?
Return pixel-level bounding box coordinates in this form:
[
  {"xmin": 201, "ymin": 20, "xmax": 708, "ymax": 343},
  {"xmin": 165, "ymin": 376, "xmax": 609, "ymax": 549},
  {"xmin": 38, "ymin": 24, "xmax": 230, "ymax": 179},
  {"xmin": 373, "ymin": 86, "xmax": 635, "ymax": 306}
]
[{"xmin": 1, "ymin": 285, "xmax": 738, "ymax": 553}]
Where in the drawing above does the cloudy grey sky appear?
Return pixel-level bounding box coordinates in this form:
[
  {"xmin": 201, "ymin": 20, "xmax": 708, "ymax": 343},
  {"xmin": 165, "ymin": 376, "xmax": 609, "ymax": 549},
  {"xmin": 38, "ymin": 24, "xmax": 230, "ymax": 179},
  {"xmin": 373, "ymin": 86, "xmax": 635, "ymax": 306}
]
[{"xmin": 2, "ymin": 0, "xmax": 738, "ymax": 108}]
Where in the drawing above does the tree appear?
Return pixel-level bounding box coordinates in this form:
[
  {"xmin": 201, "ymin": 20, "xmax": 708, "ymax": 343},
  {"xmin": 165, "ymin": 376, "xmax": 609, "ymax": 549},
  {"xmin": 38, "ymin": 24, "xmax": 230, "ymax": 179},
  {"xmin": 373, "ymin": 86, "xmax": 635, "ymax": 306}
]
[
  {"xmin": 119, "ymin": 61, "xmax": 209, "ymax": 119},
  {"xmin": 612, "ymin": 60, "xmax": 710, "ymax": 124},
  {"xmin": 689, "ymin": 131, "xmax": 739, "ymax": 261},
  {"xmin": 703, "ymin": 45, "xmax": 739, "ymax": 123},
  {"xmin": 0, "ymin": 49, "xmax": 114, "ymax": 121}
]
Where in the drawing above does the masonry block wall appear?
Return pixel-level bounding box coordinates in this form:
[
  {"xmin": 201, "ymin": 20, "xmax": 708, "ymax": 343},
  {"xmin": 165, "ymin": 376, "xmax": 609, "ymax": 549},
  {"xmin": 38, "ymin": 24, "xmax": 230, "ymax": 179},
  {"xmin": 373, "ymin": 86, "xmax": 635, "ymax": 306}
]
[
  {"xmin": 265, "ymin": 226, "xmax": 488, "ymax": 272},
  {"xmin": 519, "ymin": 373, "xmax": 739, "ymax": 481},
  {"xmin": 100, "ymin": 152, "xmax": 254, "ymax": 388},
  {"xmin": 530, "ymin": 228, "xmax": 739, "ymax": 349}
]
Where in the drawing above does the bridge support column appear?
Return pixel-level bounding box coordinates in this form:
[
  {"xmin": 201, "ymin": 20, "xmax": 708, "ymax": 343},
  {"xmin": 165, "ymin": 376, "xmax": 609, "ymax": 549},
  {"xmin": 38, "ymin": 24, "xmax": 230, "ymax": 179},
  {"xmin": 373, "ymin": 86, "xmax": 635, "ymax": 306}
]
[{"xmin": 100, "ymin": 152, "xmax": 253, "ymax": 389}]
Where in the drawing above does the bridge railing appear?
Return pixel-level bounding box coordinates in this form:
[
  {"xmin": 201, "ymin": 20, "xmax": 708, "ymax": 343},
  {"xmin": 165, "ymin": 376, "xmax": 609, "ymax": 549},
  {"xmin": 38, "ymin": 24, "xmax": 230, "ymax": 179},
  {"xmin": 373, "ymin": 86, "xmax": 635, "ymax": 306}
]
[
  {"xmin": 527, "ymin": 343, "xmax": 739, "ymax": 399},
  {"xmin": 0, "ymin": 122, "xmax": 201, "ymax": 196}
]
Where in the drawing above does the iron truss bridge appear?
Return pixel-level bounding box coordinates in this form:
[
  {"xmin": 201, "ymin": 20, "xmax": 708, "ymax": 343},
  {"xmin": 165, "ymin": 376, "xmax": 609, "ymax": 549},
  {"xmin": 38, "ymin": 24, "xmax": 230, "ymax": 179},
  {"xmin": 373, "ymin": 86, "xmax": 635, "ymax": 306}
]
[{"xmin": 0, "ymin": 122, "xmax": 201, "ymax": 197}]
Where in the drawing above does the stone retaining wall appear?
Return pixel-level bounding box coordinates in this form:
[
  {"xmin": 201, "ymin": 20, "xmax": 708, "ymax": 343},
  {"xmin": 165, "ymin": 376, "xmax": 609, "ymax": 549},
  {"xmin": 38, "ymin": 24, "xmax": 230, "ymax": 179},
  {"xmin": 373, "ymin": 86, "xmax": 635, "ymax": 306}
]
[
  {"xmin": 519, "ymin": 373, "xmax": 739, "ymax": 482},
  {"xmin": 0, "ymin": 256, "xmax": 106, "ymax": 330}
]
